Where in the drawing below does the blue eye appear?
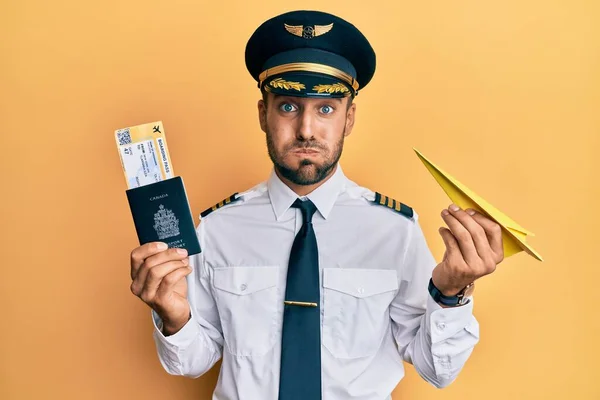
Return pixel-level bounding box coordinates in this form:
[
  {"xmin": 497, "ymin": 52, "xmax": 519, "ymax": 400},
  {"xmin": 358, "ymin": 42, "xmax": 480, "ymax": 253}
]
[
  {"xmin": 279, "ymin": 103, "xmax": 297, "ymax": 112},
  {"xmin": 320, "ymin": 105, "xmax": 334, "ymax": 114}
]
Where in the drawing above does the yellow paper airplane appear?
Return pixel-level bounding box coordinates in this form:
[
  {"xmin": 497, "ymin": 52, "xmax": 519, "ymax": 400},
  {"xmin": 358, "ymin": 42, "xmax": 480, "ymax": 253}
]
[{"xmin": 414, "ymin": 148, "xmax": 543, "ymax": 261}]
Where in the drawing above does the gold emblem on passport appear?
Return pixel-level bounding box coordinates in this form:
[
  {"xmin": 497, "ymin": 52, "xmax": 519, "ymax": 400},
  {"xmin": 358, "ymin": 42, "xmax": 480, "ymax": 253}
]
[
  {"xmin": 270, "ymin": 77, "xmax": 306, "ymax": 91},
  {"xmin": 284, "ymin": 23, "xmax": 334, "ymax": 39},
  {"xmin": 313, "ymin": 83, "xmax": 349, "ymax": 95}
]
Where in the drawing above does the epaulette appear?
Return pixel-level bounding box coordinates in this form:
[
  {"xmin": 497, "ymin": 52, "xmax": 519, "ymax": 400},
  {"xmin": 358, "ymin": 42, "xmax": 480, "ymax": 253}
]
[
  {"xmin": 200, "ymin": 193, "xmax": 240, "ymax": 218},
  {"xmin": 371, "ymin": 192, "xmax": 414, "ymax": 220}
]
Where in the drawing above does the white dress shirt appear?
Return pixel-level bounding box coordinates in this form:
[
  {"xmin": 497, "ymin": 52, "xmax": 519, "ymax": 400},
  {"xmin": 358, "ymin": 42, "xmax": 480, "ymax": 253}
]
[{"xmin": 151, "ymin": 165, "xmax": 479, "ymax": 400}]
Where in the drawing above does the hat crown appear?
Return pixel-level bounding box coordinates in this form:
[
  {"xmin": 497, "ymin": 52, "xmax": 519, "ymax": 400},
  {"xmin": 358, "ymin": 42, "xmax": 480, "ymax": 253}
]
[{"xmin": 245, "ymin": 10, "xmax": 376, "ymax": 97}]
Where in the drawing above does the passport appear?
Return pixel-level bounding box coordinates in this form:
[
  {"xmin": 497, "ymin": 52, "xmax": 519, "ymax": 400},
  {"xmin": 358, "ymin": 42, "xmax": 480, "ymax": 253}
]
[{"xmin": 126, "ymin": 176, "xmax": 201, "ymax": 255}]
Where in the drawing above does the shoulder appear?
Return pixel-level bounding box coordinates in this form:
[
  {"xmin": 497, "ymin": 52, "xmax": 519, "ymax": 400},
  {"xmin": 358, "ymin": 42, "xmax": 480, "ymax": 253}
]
[
  {"xmin": 343, "ymin": 181, "xmax": 418, "ymax": 222},
  {"xmin": 199, "ymin": 181, "xmax": 268, "ymax": 219}
]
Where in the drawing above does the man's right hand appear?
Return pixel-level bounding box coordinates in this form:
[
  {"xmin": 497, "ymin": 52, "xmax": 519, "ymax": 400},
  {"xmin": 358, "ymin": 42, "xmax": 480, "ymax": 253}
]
[{"xmin": 130, "ymin": 242, "xmax": 193, "ymax": 335}]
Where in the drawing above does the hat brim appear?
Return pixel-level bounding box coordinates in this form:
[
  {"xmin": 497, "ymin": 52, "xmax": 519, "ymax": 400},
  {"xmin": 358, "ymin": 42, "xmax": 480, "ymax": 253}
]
[{"xmin": 263, "ymin": 72, "xmax": 352, "ymax": 98}]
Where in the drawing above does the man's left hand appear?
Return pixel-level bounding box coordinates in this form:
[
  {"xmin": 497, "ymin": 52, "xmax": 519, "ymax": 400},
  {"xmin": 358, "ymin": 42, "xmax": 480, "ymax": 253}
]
[{"xmin": 432, "ymin": 204, "xmax": 505, "ymax": 296}]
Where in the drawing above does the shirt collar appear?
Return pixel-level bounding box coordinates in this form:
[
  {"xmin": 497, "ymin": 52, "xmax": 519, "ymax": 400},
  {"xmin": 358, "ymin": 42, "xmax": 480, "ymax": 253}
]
[{"xmin": 267, "ymin": 164, "xmax": 347, "ymax": 221}]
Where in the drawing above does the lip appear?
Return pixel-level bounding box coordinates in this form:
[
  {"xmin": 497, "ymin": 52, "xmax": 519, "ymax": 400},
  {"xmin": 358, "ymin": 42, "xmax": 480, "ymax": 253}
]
[{"xmin": 293, "ymin": 149, "xmax": 319, "ymax": 154}]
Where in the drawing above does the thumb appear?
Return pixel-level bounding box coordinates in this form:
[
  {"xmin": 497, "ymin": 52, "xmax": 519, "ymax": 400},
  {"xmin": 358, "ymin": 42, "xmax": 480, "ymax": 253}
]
[{"xmin": 439, "ymin": 227, "xmax": 460, "ymax": 256}]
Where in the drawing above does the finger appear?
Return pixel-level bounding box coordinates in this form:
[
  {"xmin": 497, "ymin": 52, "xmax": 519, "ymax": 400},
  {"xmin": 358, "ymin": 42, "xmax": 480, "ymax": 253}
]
[
  {"xmin": 130, "ymin": 242, "xmax": 168, "ymax": 280},
  {"xmin": 156, "ymin": 266, "xmax": 193, "ymax": 297},
  {"xmin": 144, "ymin": 247, "xmax": 188, "ymax": 270},
  {"xmin": 438, "ymin": 226, "xmax": 464, "ymax": 264},
  {"xmin": 136, "ymin": 248, "xmax": 188, "ymax": 285},
  {"xmin": 132, "ymin": 248, "xmax": 188, "ymax": 296},
  {"xmin": 441, "ymin": 209, "xmax": 479, "ymax": 264},
  {"xmin": 138, "ymin": 260, "xmax": 190, "ymax": 303},
  {"xmin": 466, "ymin": 209, "xmax": 504, "ymax": 261},
  {"xmin": 447, "ymin": 205, "xmax": 492, "ymax": 261}
]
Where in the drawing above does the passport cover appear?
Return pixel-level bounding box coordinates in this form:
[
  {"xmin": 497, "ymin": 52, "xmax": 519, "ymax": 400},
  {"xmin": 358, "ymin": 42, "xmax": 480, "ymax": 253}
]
[{"xmin": 126, "ymin": 176, "xmax": 201, "ymax": 255}]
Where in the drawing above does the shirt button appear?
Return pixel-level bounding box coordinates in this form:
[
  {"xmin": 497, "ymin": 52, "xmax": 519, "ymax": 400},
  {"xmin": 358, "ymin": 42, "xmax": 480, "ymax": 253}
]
[
  {"xmin": 437, "ymin": 322, "xmax": 446, "ymax": 330},
  {"xmin": 240, "ymin": 284, "xmax": 247, "ymax": 291},
  {"xmin": 357, "ymin": 287, "xmax": 365, "ymax": 294}
]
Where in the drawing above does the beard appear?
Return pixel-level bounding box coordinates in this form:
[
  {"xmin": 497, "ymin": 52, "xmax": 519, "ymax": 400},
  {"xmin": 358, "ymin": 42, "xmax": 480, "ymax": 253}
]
[{"xmin": 266, "ymin": 126, "xmax": 345, "ymax": 186}]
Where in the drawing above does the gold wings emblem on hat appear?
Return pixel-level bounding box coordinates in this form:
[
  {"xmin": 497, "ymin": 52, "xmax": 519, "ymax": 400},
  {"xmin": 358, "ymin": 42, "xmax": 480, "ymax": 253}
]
[{"xmin": 284, "ymin": 23, "xmax": 334, "ymax": 39}]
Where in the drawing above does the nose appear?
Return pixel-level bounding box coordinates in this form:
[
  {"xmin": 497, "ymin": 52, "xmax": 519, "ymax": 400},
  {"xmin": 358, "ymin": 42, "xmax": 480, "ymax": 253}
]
[{"xmin": 296, "ymin": 107, "xmax": 315, "ymax": 141}]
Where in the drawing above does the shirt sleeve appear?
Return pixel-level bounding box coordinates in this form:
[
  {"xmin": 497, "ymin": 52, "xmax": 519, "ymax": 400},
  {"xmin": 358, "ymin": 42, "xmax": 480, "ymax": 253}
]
[
  {"xmin": 151, "ymin": 220, "xmax": 224, "ymax": 378},
  {"xmin": 389, "ymin": 214, "xmax": 480, "ymax": 388}
]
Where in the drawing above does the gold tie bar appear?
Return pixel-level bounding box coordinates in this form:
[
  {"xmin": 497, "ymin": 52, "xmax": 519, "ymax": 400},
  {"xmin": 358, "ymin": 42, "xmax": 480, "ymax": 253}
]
[{"xmin": 284, "ymin": 300, "xmax": 318, "ymax": 307}]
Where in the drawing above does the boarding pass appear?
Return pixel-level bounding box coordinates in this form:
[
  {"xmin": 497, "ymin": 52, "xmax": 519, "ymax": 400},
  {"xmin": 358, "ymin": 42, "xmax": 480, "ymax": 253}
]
[{"xmin": 115, "ymin": 121, "xmax": 174, "ymax": 189}]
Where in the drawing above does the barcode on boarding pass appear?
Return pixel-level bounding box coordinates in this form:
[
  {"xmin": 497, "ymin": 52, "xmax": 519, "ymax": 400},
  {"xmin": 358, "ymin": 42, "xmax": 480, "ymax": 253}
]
[{"xmin": 116, "ymin": 128, "xmax": 132, "ymax": 145}]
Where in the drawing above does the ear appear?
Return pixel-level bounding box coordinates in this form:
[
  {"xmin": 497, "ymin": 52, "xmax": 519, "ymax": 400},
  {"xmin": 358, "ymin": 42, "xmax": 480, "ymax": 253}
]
[
  {"xmin": 344, "ymin": 101, "xmax": 356, "ymax": 137},
  {"xmin": 258, "ymin": 99, "xmax": 267, "ymax": 133}
]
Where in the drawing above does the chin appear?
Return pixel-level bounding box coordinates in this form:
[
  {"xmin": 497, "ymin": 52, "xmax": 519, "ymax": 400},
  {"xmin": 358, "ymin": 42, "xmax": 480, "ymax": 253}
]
[{"xmin": 297, "ymin": 160, "xmax": 322, "ymax": 172}]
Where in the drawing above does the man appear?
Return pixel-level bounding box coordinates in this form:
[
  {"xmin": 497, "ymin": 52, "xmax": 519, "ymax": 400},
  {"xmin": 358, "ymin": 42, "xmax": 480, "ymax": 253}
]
[{"xmin": 129, "ymin": 10, "xmax": 504, "ymax": 400}]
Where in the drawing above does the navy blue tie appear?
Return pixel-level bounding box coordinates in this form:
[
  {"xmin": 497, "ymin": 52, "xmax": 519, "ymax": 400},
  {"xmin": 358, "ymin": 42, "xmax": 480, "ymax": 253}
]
[{"xmin": 278, "ymin": 199, "xmax": 321, "ymax": 400}]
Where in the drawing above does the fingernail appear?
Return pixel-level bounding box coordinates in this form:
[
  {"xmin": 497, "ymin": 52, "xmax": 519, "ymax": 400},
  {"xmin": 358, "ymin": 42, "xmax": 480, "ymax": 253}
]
[
  {"xmin": 182, "ymin": 258, "xmax": 189, "ymax": 266},
  {"xmin": 157, "ymin": 242, "xmax": 168, "ymax": 250},
  {"xmin": 176, "ymin": 248, "xmax": 188, "ymax": 256},
  {"xmin": 449, "ymin": 204, "xmax": 460, "ymax": 212},
  {"xmin": 442, "ymin": 209, "xmax": 450, "ymax": 216},
  {"xmin": 466, "ymin": 209, "xmax": 476, "ymax": 215}
]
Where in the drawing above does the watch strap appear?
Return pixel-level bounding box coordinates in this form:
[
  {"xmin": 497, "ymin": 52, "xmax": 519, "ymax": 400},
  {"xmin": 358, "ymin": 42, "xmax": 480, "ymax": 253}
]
[{"xmin": 428, "ymin": 278, "xmax": 467, "ymax": 307}]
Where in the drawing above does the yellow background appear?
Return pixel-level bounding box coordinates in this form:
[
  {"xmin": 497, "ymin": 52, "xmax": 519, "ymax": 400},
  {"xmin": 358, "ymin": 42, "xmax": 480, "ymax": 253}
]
[{"xmin": 1, "ymin": 0, "xmax": 598, "ymax": 399}]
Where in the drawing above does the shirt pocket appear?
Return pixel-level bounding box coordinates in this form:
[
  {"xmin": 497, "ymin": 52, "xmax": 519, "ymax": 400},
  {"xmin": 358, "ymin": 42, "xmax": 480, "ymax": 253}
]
[
  {"xmin": 212, "ymin": 266, "xmax": 279, "ymax": 357},
  {"xmin": 322, "ymin": 268, "xmax": 398, "ymax": 359}
]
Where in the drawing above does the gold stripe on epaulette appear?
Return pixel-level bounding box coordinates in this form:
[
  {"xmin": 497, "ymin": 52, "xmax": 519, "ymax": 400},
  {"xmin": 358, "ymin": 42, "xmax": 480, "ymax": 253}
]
[
  {"xmin": 371, "ymin": 191, "xmax": 414, "ymax": 220},
  {"xmin": 200, "ymin": 192, "xmax": 241, "ymax": 218}
]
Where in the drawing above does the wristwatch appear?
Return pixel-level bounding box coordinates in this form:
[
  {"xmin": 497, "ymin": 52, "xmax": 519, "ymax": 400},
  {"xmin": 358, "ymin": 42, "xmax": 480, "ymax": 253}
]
[{"xmin": 428, "ymin": 278, "xmax": 475, "ymax": 307}]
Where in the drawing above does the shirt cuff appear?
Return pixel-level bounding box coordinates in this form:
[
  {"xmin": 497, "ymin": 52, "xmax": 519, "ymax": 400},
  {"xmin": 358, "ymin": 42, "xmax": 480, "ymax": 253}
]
[
  {"xmin": 427, "ymin": 295, "xmax": 477, "ymax": 343},
  {"xmin": 152, "ymin": 309, "xmax": 199, "ymax": 348}
]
